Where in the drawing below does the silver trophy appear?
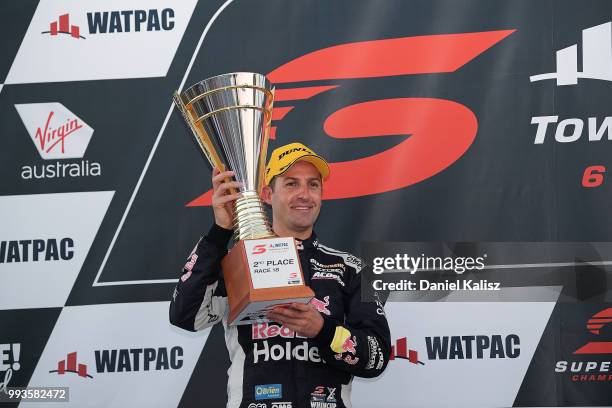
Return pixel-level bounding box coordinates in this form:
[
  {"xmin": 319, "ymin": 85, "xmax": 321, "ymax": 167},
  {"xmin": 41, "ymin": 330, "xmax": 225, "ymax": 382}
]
[
  {"xmin": 173, "ymin": 72, "xmax": 275, "ymax": 240},
  {"xmin": 173, "ymin": 73, "xmax": 313, "ymax": 325}
]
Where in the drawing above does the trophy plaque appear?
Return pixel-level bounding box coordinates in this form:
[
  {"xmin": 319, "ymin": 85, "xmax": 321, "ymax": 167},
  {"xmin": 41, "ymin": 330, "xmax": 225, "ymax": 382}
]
[{"xmin": 174, "ymin": 72, "xmax": 314, "ymax": 325}]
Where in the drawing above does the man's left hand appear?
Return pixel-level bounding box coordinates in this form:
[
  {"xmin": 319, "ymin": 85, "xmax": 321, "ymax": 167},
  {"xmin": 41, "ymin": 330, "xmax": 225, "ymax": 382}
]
[{"xmin": 267, "ymin": 302, "xmax": 323, "ymax": 338}]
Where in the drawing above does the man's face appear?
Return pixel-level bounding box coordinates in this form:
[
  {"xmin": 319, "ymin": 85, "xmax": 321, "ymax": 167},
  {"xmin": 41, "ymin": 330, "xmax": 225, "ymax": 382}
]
[{"xmin": 262, "ymin": 160, "xmax": 322, "ymax": 235}]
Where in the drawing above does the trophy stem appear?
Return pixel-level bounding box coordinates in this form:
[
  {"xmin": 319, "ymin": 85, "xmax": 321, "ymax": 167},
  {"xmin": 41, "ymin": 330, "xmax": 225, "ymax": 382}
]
[{"xmin": 233, "ymin": 191, "xmax": 274, "ymax": 240}]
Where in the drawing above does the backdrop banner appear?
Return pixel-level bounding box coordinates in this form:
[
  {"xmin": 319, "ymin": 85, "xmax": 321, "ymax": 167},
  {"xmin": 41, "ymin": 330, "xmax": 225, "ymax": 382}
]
[{"xmin": 1, "ymin": 0, "xmax": 611, "ymax": 407}]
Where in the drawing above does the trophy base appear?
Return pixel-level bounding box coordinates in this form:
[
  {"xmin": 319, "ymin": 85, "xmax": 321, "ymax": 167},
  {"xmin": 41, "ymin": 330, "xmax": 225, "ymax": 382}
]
[{"xmin": 222, "ymin": 238, "xmax": 315, "ymax": 325}]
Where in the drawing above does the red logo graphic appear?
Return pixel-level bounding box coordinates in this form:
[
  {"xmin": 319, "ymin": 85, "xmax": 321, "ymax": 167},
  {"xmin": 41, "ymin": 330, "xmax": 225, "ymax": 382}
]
[
  {"xmin": 309, "ymin": 296, "xmax": 331, "ymax": 315},
  {"xmin": 42, "ymin": 14, "xmax": 86, "ymax": 39},
  {"xmin": 334, "ymin": 353, "xmax": 359, "ymax": 365},
  {"xmin": 390, "ymin": 337, "xmax": 425, "ymax": 365},
  {"xmin": 341, "ymin": 336, "xmax": 357, "ymax": 354},
  {"xmin": 187, "ymin": 29, "xmax": 515, "ymax": 206},
  {"xmin": 35, "ymin": 111, "xmax": 83, "ymax": 155},
  {"xmin": 252, "ymin": 322, "xmax": 304, "ymax": 340},
  {"xmin": 252, "ymin": 244, "xmax": 267, "ymax": 255},
  {"xmin": 573, "ymin": 308, "xmax": 612, "ymax": 355},
  {"xmin": 183, "ymin": 253, "xmax": 198, "ymax": 273},
  {"xmin": 49, "ymin": 352, "xmax": 93, "ymax": 378}
]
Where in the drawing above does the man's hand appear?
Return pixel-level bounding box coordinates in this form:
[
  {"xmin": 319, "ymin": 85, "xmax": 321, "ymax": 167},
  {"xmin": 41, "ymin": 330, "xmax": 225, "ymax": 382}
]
[
  {"xmin": 211, "ymin": 168, "xmax": 242, "ymax": 229},
  {"xmin": 267, "ymin": 302, "xmax": 324, "ymax": 338}
]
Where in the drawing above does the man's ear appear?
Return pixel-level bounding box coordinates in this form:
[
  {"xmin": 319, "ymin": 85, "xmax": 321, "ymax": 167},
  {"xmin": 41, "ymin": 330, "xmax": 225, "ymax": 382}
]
[{"xmin": 261, "ymin": 185, "xmax": 272, "ymax": 205}]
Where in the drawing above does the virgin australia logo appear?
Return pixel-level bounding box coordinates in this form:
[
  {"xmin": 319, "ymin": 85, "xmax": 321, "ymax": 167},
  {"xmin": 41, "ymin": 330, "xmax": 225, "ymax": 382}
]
[{"xmin": 14, "ymin": 102, "xmax": 101, "ymax": 180}]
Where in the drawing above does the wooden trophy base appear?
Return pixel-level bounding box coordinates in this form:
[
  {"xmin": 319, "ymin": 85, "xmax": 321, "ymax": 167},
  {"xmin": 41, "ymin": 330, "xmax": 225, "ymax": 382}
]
[{"xmin": 222, "ymin": 238, "xmax": 314, "ymax": 325}]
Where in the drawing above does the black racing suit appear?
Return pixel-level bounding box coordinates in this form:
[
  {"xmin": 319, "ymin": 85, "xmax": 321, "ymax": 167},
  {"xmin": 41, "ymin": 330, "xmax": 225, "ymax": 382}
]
[{"xmin": 170, "ymin": 224, "xmax": 391, "ymax": 408}]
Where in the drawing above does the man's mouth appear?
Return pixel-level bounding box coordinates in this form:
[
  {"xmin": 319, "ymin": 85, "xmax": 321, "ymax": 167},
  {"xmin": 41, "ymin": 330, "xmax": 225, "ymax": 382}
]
[{"xmin": 291, "ymin": 205, "xmax": 313, "ymax": 211}]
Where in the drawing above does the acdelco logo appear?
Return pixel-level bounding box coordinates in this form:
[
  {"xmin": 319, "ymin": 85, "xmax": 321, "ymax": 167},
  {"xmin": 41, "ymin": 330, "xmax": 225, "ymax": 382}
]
[{"xmin": 188, "ymin": 29, "xmax": 515, "ymax": 206}]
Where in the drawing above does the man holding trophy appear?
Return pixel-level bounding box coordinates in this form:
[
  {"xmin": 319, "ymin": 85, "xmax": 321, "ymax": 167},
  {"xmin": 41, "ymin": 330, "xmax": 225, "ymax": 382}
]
[{"xmin": 169, "ymin": 73, "xmax": 390, "ymax": 408}]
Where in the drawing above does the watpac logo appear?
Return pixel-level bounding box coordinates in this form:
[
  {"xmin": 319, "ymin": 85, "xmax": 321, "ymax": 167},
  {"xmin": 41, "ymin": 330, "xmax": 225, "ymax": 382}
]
[
  {"xmin": 389, "ymin": 337, "xmax": 425, "ymax": 365},
  {"xmin": 86, "ymin": 9, "xmax": 175, "ymax": 34},
  {"xmin": 49, "ymin": 352, "xmax": 93, "ymax": 379},
  {"xmin": 15, "ymin": 103, "xmax": 93, "ymax": 160},
  {"xmin": 0, "ymin": 238, "xmax": 74, "ymax": 264},
  {"xmin": 42, "ymin": 14, "xmax": 86, "ymax": 39},
  {"xmin": 530, "ymin": 21, "xmax": 612, "ymax": 86},
  {"xmin": 425, "ymin": 334, "xmax": 520, "ymax": 359},
  {"xmin": 15, "ymin": 102, "xmax": 101, "ymax": 180},
  {"xmin": 5, "ymin": 1, "xmax": 197, "ymax": 84},
  {"xmin": 391, "ymin": 334, "xmax": 520, "ymax": 365},
  {"xmin": 49, "ymin": 346, "xmax": 184, "ymax": 380},
  {"xmin": 42, "ymin": 9, "xmax": 175, "ymax": 39}
]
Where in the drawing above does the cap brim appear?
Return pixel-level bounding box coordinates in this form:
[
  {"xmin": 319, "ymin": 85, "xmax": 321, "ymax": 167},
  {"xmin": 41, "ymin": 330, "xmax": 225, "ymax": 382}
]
[{"xmin": 271, "ymin": 153, "xmax": 330, "ymax": 184}]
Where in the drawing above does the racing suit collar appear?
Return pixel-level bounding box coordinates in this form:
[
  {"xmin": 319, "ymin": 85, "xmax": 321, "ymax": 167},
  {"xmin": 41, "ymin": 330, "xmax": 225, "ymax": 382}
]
[{"xmin": 295, "ymin": 231, "xmax": 317, "ymax": 251}]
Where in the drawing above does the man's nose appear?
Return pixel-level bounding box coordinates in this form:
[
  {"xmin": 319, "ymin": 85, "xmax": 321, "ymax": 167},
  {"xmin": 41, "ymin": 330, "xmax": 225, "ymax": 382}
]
[{"xmin": 296, "ymin": 183, "xmax": 310, "ymax": 199}]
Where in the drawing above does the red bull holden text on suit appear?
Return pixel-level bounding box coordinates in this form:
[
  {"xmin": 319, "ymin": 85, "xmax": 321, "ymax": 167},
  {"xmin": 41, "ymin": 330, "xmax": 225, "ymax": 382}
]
[{"xmin": 169, "ymin": 143, "xmax": 391, "ymax": 408}]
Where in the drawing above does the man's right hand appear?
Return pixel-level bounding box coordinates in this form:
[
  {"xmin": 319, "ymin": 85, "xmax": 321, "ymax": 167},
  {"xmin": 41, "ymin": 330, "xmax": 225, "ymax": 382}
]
[{"xmin": 211, "ymin": 168, "xmax": 242, "ymax": 230}]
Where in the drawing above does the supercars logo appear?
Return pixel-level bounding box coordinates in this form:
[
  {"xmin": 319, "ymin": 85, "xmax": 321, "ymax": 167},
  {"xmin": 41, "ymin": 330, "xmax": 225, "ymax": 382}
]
[
  {"xmin": 188, "ymin": 29, "xmax": 515, "ymax": 206},
  {"xmin": 310, "ymin": 386, "xmax": 336, "ymax": 405},
  {"xmin": 573, "ymin": 308, "xmax": 612, "ymax": 355},
  {"xmin": 555, "ymin": 308, "xmax": 612, "ymax": 382},
  {"xmin": 252, "ymin": 244, "xmax": 267, "ymax": 255}
]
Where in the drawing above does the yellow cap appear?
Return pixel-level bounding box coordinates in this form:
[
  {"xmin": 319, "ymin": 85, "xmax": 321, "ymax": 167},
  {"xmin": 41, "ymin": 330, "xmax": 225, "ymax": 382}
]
[{"xmin": 265, "ymin": 142, "xmax": 330, "ymax": 186}]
